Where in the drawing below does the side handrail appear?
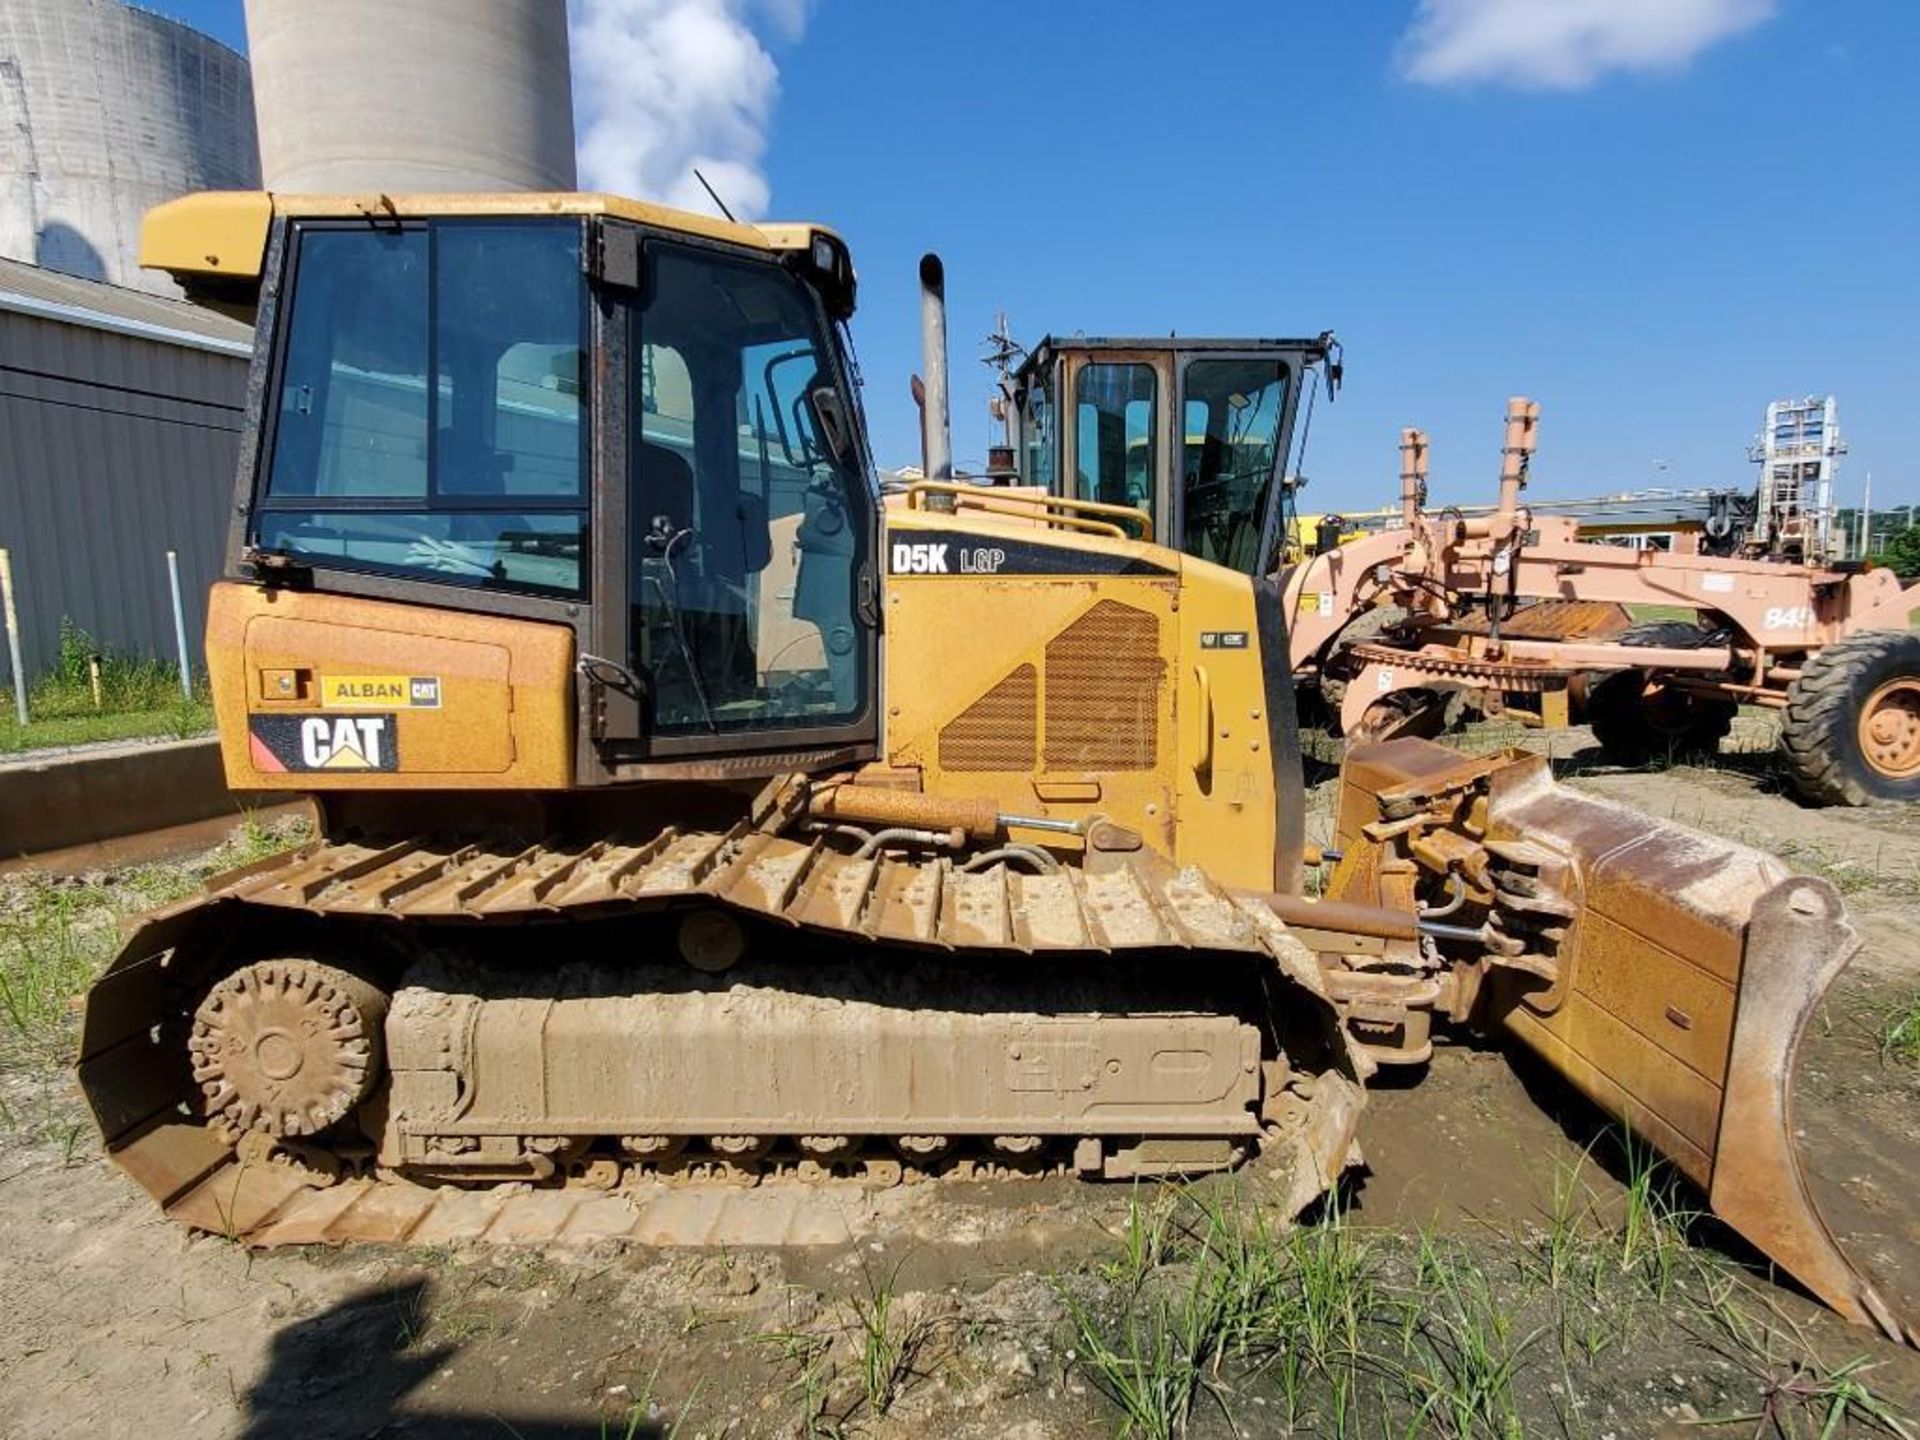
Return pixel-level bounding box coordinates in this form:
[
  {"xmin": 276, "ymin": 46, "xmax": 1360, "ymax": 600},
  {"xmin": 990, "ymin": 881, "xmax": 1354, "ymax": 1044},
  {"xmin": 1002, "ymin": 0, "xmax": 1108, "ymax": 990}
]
[{"xmin": 903, "ymin": 481, "xmax": 1154, "ymax": 543}]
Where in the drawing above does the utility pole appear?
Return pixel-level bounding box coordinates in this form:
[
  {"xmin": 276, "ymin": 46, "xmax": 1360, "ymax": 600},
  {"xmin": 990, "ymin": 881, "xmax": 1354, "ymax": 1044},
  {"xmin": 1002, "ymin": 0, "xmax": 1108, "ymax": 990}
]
[{"xmin": 982, "ymin": 310, "xmax": 1024, "ymax": 450}]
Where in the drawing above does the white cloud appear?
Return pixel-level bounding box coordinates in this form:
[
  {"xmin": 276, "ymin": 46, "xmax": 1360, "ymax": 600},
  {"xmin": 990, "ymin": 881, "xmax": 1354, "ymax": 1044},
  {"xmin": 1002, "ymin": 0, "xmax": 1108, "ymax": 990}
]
[
  {"xmin": 569, "ymin": 0, "xmax": 810, "ymax": 220},
  {"xmin": 1399, "ymin": 0, "xmax": 1775, "ymax": 90}
]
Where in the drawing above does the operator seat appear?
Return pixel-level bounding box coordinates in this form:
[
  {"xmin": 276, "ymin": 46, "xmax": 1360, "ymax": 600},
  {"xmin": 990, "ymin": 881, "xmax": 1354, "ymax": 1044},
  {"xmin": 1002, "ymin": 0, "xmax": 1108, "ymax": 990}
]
[
  {"xmin": 635, "ymin": 440, "xmax": 695, "ymax": 542},
  {"xmin": 631, "ymin": 438, "xmax": 759, "ymax": 711}
]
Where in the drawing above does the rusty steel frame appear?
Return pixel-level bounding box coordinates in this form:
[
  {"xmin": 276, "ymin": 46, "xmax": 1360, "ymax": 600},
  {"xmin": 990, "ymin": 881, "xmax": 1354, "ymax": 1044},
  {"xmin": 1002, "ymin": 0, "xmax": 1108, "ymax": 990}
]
[{"xmin": 1287, "ymin": 398, "xmax": 1920, "ymax": 736}]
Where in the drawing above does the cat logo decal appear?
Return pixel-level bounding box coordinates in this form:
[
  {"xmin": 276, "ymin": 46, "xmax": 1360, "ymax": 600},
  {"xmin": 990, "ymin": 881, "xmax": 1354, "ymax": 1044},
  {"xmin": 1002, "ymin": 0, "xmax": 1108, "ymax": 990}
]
[{"xmin": 248, "ymin": 714, "xmax": 400, "ymax": 773}]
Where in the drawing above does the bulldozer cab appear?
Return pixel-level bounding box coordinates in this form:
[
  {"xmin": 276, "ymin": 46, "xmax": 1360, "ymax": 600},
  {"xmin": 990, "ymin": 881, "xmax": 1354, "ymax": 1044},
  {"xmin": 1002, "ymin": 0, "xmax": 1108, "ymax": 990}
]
[
  {"xmin": 202, "ymin": 198, "xmax": 880, "ymax": 778},
  {"xmin": 1010, "ymin": 335, "xmax": 1332, "ymax": 576}
]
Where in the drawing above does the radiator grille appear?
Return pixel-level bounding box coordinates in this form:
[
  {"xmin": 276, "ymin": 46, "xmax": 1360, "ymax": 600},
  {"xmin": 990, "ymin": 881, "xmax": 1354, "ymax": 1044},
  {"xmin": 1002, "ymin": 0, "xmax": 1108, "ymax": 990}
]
[
  {"xmin": 1044, "ymin": 601, "xmax": 1162, "ymax": 771},
  {"xmin": 939, "ymin": 664, "xmax": 1038, "ymax": 771}
]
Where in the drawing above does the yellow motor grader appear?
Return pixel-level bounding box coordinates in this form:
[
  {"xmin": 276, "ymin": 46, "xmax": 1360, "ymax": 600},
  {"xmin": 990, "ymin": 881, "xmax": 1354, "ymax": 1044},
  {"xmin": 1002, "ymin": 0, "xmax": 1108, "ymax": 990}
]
[{"xmin": 76, "ymin": 188, "xmax": 1905, "ymax": 1344}]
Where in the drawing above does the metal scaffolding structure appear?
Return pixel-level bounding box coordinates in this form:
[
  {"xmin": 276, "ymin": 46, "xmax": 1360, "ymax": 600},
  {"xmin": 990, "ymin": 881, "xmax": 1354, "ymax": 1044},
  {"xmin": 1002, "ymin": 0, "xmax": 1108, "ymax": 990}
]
[{"xmin": 1747, "ymin": 395, "xmax": 1846, "ymax": 564}]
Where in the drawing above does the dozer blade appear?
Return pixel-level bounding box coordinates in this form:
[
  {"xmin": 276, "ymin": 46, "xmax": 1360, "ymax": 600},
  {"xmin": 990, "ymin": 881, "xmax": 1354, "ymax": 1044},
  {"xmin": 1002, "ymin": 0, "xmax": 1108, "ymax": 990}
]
[{"xmin": 1474, "ymin": 754, "xmax": 1907, "ymax": 1343}]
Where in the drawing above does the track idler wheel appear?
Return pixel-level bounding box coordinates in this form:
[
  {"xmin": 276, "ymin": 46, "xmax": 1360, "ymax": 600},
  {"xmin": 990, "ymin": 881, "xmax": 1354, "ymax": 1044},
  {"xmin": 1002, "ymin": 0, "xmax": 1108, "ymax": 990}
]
[{"xmin": 189, "ymin": 959, "xmax": 387, "ymax": 1138}]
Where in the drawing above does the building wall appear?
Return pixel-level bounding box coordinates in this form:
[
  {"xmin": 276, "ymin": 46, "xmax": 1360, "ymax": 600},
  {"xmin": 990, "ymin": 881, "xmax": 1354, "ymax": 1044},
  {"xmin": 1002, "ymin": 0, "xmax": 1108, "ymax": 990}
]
[
  {"xmin": 0, "ymin": 0, "xmax": 259, "ymax": 296},
  {"xmin": 0, "ymin": 306, "xmax": 245, "ymax": 678}
]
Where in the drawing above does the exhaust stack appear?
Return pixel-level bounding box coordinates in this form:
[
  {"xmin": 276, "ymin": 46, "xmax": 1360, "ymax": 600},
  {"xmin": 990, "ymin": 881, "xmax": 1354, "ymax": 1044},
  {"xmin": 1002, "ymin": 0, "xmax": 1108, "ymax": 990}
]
[{"xmin": 919, "ymin": 253, "xmax": 952, "ymax": 483}]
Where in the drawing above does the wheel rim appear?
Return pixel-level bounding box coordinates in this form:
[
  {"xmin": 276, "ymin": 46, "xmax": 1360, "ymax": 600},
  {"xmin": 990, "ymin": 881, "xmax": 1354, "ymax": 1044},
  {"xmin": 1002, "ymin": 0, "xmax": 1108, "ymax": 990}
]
[
  {"xmin": 1856, "ymin": 679, "xmax": 1920, "ymax": 779},
  {"xmin": 1643, "ymin": 683, "xmax": 1704, "ymax": 738}
]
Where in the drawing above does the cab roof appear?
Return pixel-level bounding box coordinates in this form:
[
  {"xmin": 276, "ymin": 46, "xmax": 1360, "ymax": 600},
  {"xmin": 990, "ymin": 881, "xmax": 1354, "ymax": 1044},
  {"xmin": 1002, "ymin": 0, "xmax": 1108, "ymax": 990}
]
[
  {"xmin": 1013, "ymin": 333, "xmax": 1335, "ymax": 383},
  {"xmin": 141, "ymin": 189, "xmax": 847, "ymax": 309}
]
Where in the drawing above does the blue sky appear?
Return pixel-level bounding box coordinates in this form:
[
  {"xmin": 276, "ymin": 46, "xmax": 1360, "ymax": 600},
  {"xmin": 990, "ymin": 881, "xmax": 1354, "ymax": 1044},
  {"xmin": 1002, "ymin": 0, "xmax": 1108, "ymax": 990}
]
[{"xmin": 155, "ymin": 1, "xmax": 1917, "ymax": 508}]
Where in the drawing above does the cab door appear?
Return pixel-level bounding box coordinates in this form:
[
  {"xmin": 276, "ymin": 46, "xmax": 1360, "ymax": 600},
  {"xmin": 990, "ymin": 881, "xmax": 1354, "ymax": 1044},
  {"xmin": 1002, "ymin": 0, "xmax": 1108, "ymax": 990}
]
[
  {"xmin": 1173, "ymin": 352, "xmax": 1299, "ymax": 577},
  {"xmin": 1060, "ymin": 350, "xmax": 1175, "ymax": 535},
  {"xmin": 586, "ymin": 225, "xmax": 879, "ymax": 773}
]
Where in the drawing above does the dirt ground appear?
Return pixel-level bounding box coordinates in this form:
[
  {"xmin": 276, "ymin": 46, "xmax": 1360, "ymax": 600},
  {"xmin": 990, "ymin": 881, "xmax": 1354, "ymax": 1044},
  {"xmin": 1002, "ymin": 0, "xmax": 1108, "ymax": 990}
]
[{"xmin": 1, "ymin": 732, "xmax": 1917, "ymax": 1439}]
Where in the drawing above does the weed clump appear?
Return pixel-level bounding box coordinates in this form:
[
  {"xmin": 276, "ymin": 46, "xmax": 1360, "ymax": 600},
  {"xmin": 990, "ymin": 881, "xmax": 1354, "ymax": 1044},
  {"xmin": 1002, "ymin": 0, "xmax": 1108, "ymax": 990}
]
[
  {"xmin": 0, "ymin": 816, "xmax": 303, "ymax": 1107},
  {"xmin": 1878, "ymin": 993, "xmax": 1920, "ymax": 1068},
  {"xmin": 1062, "ymin": 1160, "xmax": 1913, "ymax": 1440}
]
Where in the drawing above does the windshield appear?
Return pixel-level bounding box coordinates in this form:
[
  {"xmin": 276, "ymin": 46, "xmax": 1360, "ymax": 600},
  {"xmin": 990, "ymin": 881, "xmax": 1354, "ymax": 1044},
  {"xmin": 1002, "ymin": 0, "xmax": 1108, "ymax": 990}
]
[
  {"xmin": 631, "ymin": 242, "xmax": 868, "ymax": 737},
  {"xmin": 256, "ymin": 220, "xmax": 588, "ymax": 597},
  {"xmin": 1180, "ymin": 357, "xmax": 1290, "ymax": 574}
]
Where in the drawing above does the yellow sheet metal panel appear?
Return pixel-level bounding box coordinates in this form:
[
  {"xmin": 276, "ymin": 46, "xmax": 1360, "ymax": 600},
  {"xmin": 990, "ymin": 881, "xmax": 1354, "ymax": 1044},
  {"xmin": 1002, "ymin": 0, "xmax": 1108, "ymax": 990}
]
[
  {"xmin": 1171, "ymin": 561, "xmax": 1283, "ymax": 893},
  {"xmin": 206, "ymin": 582, "xmax": 573, "ymax": 790},
  {"xmin": 881, "ymin": 508, "xmax": 1181, "ymax": 857},
  {"xmin": 258, "ymin": 190, "xmax": 825, "ymax": 249},
  {"xmin": 880, "ymin": 508, "xmax": 1283, "ymax": 891},
  {"xmin": 139, "ymin": 191, "xmax": 273, "ymax": 283},
  {"xmin": 141, "ymin": 189, "xmax": 841, "ymax": 291}
]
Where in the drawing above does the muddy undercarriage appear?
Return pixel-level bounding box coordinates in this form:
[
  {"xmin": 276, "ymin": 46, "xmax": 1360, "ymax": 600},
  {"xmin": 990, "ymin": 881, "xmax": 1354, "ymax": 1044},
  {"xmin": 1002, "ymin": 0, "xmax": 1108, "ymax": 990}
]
[
  {"xmin": 79, "ymin": 806, "xmax": 1373, "ymax": 1248},
  {"xmin": 75, "ymin": 745, "xmax": 1911, "ymax": 1344}
]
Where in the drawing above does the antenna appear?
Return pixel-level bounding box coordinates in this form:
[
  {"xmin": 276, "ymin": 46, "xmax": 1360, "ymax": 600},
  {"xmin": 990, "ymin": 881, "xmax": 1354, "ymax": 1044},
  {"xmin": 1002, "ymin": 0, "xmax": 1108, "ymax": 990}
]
[
  {"xmin": 981, "ymin": 310, "xmax": 1025, "ymax": 440},
  {"xmin": 692, "ymin": 168, "xmax": 737, "ymax": 222},
  {"xmin": 981, "ymin": 310, "xmax": 1024, "ymax": 379}
]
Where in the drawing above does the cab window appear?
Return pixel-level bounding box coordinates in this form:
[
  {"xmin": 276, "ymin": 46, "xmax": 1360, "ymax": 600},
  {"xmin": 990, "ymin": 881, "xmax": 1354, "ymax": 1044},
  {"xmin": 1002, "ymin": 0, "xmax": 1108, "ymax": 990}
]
[
  {"xmin": 257, "ymin": 221, "xmax": 587, "ymax": 597},
  {"xmin": 1021, "ymin": 367, "xmax": 1055, "ymax": 492},
  {"xmin": 631, "ymin": 243, "xmax": 868, "ymax": 737},
  {"xmin": 1180, "ymin": 357, "xmax": 1289, "ymax": 573},
  {"xmin": 1073, "ymin": 362, "xmax": 1156, "ymax": 510}
]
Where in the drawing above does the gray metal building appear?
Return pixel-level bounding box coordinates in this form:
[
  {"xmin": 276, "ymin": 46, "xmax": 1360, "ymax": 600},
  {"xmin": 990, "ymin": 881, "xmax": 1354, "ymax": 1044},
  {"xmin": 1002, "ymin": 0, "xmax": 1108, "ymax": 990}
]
[{"xmin": 0, "ymin": 254, "xmax": 250, "ymax": 679}]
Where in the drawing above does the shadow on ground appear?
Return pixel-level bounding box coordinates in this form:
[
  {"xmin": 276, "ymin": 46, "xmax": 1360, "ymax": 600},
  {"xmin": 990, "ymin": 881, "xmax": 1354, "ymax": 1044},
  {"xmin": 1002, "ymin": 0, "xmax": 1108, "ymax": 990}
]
[{"xmin": 238, "ymin": 1278, "xmax": 658, "ymax": 1439}]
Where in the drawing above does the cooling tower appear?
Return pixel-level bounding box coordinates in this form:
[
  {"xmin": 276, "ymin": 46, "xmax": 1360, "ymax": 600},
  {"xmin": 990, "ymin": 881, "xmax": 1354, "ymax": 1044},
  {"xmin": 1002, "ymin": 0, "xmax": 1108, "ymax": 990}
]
[
  {"xmin": 243, "ymin": 0, "xmax": 576, "ymax": 194},
  {"xmin": 0, "ymin": 0, "xmax": 260, "ymax": 296}
]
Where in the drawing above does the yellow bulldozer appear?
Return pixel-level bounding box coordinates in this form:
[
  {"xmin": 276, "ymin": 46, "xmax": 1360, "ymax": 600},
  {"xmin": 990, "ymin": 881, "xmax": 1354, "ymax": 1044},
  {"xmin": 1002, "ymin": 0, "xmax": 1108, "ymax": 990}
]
[{"xmin": 77, "ymin": 188, "xmax": 1905, "ymax": 1344}]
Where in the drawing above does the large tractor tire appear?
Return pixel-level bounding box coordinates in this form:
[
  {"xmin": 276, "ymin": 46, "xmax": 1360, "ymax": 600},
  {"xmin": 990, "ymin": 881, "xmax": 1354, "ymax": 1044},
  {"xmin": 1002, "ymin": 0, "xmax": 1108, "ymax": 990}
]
[
  {"xmin": 1781, "ymin": 630, "xmax": 1920, "ymax": 805},
  {"xmin": 1587, "ymin": 620, "xmax": 1734, "ymax": 763}
]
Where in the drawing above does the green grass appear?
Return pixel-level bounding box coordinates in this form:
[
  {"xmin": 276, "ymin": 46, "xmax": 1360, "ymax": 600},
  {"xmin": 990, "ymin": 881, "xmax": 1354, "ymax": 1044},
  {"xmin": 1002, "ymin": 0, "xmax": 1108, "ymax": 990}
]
[
  {"xmin": 1878, "ymin": 993, "xmax": 1920, "ymax": 1068},
  {"xmin": 754, "ymin": 1327, "xmax": 839, "ymax": 1437},
  {"xmin": 1686, "ymin": 1269, "xmax": 1917, "ymax": 1440},
  {"xmin": 846, "ymin": 1257, "xmax": 927, "ymax": 1417},
  {"xmin": 1627, "ymin": 602, "xmax": 1702, "ymax": 625},
  {"xmin": 1064, "ymin": 1192, "xmax": 1394, "ymax": 1438},
  {"xmin": 0, "ymin": 623, "xmax": 214, "ymax": 755},
  {"xmin": 599, "ymin": 1366, "xmax": 702, "ymax": 1440},
  {"xmin": 0, "ymin": 813, "xmax": 301, "ymax": 1090},
  {"xmin": 752, "ymin": 1260, "xmax": 943, "ymax": 1433},
  {"xmin": 0, "ymin": 699, "xmax": 215, "ymax": 754},
  {"xmin": 1062, "ymin": 1164, "xmax": 1913, "ymax": 1440}
]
